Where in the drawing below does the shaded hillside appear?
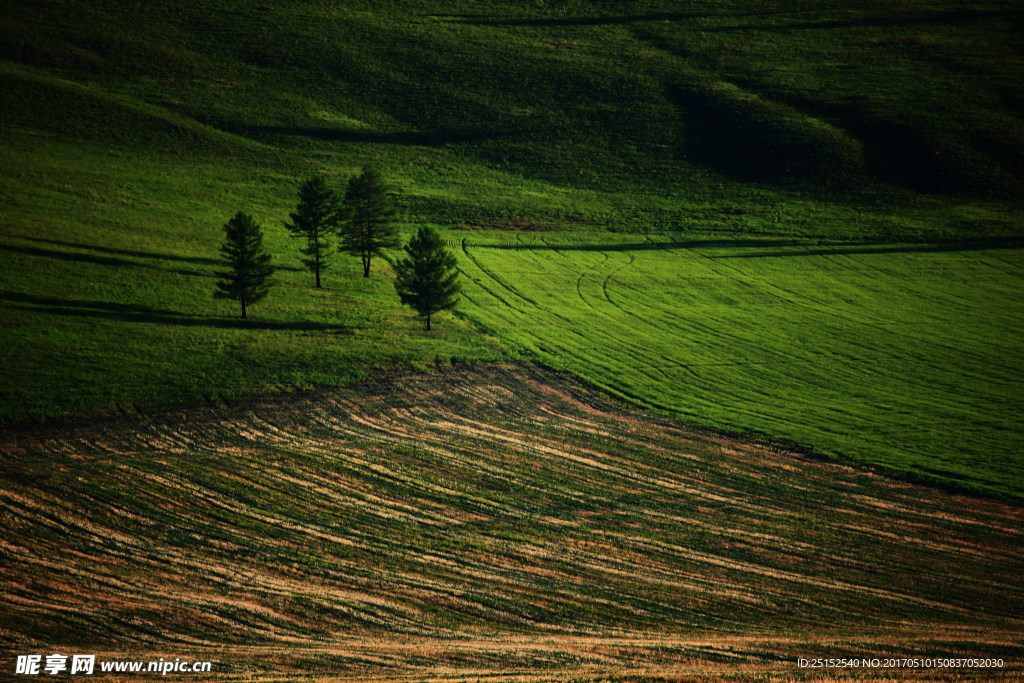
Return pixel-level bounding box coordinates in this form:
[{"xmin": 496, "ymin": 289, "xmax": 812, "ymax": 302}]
[
  {"xmin": 1, "ymin": 0, "xmax": 1023, "ymax": 235},
  {"xmin": 1, "ymin": 366, "xmax": 1022, "ymax": 679}
]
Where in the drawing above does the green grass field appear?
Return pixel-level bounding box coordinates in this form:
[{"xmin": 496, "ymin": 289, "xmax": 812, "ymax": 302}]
[
  {"xmin": 455, "ymin": 231, "xmax": 1024, "ymax": 499},
  {"xmin": 0, "ymin": 139, "xmax": 512, "ymax": 421}
]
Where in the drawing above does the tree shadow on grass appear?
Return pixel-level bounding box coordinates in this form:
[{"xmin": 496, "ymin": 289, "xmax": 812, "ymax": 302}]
[
  {"xmin": 20, "ymin": 237, "xmax": 299, "ymax": 272},
  {"xmin": 25, "ymin": 237, "xmax": 222, "ymax": 266},
  {"xmin": 712, "ymin": 236, "xmax": 1024, "ymax": 259},
  {"xmin": 474, "ymin": 237, "xmax": 808, "ymax": 252},
  {"xmin": 0, "ymin": 292, "xmax": 350, "ymax": 332},
  {"xmin": 432, "ymin": 7, "xmax": 1020, "ymax": 35},
  {"xmin": 3, "ymin": 240, "xmax": 302, "ymax": 274},
  {"xmin": 0, "ymin": 242, "xmax": 211, "ymax": 278}
]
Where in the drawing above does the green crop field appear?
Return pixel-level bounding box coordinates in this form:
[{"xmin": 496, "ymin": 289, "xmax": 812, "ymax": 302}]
[{"xmin": 455, "ymin": 231, "xmax": 1024, "ymax": 499}]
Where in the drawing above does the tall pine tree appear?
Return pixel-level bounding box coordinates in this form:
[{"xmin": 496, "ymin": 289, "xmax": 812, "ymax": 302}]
[
  {"xmin": 393, "ymin": 226, "xmax": 460, "ymax": 331},
  {"xmin": 285, "ymin": 176, "xmax": 341, "ymax": 288},
  {"xmin": 214, "ymin": 211, "xmax": 274, "ymax": 319},
  {"xmin": 339, "ymin": 166, "xmax": 399, "ymax": 278}
]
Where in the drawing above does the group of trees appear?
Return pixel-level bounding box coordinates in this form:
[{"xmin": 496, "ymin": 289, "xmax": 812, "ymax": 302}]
[{"xmin": 214, "ymin": 167, "xmax": 459, "ymax": 329}]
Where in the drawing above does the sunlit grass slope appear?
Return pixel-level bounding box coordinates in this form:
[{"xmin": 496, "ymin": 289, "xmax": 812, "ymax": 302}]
[
  {"xmin": 2, "ymin": 366, "xmax": 1022, "ymax": 679},
  {"xmin": 455, "ymin": 232, "xmax": 1024, "ymax": 498},
  {"xmin": 0, "ymin": 135, "xmax": 513, "ymax": 422}
]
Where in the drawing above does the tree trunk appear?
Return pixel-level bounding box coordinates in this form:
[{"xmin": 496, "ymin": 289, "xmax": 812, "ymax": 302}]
[
  {"xmin": 241, "ymin": 299, "xmax": 248, "ymax": 319},
  {"xmin": 315, "ymin": 266, "xmax": 322, "ymax": 289},
  {"xmin": 362, "ymin": 255, "xmax": 371, "ymax": 278},
  {"xmin": 425, "ymin": 312, "xmax": 432, "ymax": 331}
]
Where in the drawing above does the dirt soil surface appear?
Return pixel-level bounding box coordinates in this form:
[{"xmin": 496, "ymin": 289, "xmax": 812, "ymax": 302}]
[{"xmin": 1, "ymin": 364, "xmax": 1021, "ymax": 680}]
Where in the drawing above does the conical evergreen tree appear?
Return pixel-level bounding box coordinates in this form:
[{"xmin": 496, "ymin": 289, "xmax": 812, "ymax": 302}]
[
  {"xmin": 285, "ymin": 176, "xmax": 342, "ymax": 288},
  {"xmin": 214, "ymin": 211, "xmax": 274, "ymax": 319},
  {"xmin": 393, "ymin": 226, "xmax": 460, "ymax": 331},
  {"xmin": 339, "ymin": 166, "xmax": 399, "ymax": 278}
]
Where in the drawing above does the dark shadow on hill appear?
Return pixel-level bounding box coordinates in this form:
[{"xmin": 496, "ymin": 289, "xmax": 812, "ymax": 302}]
[
  {"xmin": 703, "ymin": 8, "xmax": 1023, "ymax": 32},
  {"xmin": 665, "ymin": 84, "xmax": 864, "ymax": 188},
  {"xmin": 25, "ymin": 237, "xmax": 221, "ymax": 266},
  {"xmin": 1, "ymin": 243, "xmax": 134, "ymax": 268},
  {"xmin": 0, "ymin": 243, "xmax": 210, "ymax": 278},
  {"xmin": 0, "ymin": 292, "xmax": 350, "ymax": 332},
  {"xmin": 244, "ymin": 126, "xmax": 506, "ymax": 147},
  {"xmin": 832, "ymin": 111, "xmax": 1022, "ymax": 198},
  {"xmin": 433, "ymin": 11, "xmax": 788, "ymax": 27}
]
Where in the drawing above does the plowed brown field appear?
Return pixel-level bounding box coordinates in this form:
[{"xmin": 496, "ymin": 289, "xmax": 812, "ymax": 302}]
[{"xmin": 1, "ymin": 365, "xmax": 1021, "ymax": 680}]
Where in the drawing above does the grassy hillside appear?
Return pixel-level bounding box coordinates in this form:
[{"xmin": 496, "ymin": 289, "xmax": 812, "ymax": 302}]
[
  {"xmin": 2, "ymin": 366, "xmax": 1022, "ymax": 679},
  {"xmin": 455, "ymin": 232, "xmax": 1024, "ymax": 499},
  {"xmin": 0, "ymin": 144, "xmax": 512, "ymax": 422}
]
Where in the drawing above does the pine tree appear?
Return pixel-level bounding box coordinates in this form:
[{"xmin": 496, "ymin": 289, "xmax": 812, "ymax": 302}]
[
  {"xmin": 285, "ymin": 176, "xmax": 341, "ymax": 288},
  {"xmin": 214, "ymin": 211, "xmax": 274, "ymax": 319},
  {"xmin": 339, "ymin": 166, "xmax": 399, "ymax": 278},
  {"xmin": 393, "ymin": 226, "xmax": 460, "ymax": 331}
]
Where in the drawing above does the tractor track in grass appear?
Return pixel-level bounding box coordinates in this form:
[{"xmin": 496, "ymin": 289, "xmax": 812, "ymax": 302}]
[
  {"xmin": 460, "ymin": 238, "xmax": 538, "ymax": 310},
  {"xmin": 467, "ymin": 236, "xmax": 684, "ymax": 389},
  {"xmin": 539, "ymin": 236, "xmax": 681, "ymax": 375},
  {"xmin": 533, "ymin": 238, "xmax": 874, "ymax": 422},
  {"xmin": 458, "ymin": 238, "xmax": 521, "ymax": 312},
  {"xmin": 700, "ymin": 242, "xmax": 1005, "ymax": 376},
  {"xmin": 599, "ymin": 238, "xmax": 811, "ymax": 367},
  {"xmin": 460, "ymin": 238, "xmax": 603, "ymax": 361},
  {"xmin": 529, "ymin": 237, "xmax": 742, "ymax": 385},
  {"xmin": 1, "ymin": 363, "xmax": 1022, "ymax": 681},
  {"xmin": 648, "ymin": 237, "xmax": 988, "ymax": 388}
]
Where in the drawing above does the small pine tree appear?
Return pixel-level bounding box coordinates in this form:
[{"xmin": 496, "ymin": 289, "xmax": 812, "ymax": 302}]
[
  {"xmin": 393, "ymin": 226, "xmax": 460, "ymax": 331},
  {"xmin": 214, "ymin": 211, "xmax": 274, "ymax": 319},
  {"xmin": 339, "ymin": 166, "xmax": 399, "ymax": 278},
  {"xmin": 285, "ymin": 176, "xmax": 341, "ymax": 288}
]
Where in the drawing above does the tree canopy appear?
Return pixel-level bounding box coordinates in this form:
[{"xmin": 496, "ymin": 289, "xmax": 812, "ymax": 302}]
[
  {"xmin": 339, "ymin": 166, "xmax": 399, "ymax": 278},
  {"xmin": 214, "ymin": 211, "xmax": 274, "ymax": 319},
  {"xmin": 393, "ymin": 226, "xmax": 460, "ymax": 331},
  {"xmin": 285, "ymin": 176, "xmax": 341, "ymax": 289}
]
